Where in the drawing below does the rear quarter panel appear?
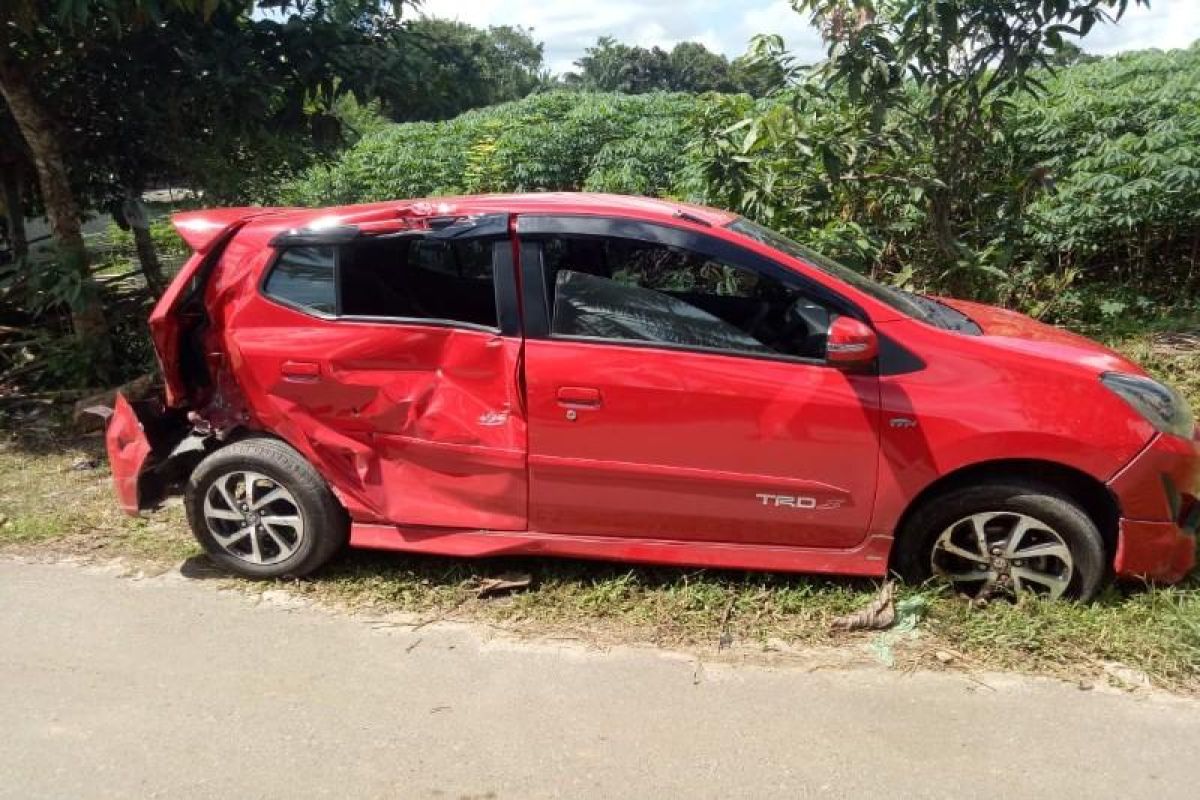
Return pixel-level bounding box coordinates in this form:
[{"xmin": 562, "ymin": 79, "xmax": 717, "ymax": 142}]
[{"xmin": 201, "ymin": 222, "xmax": 528, "ymax": 529}]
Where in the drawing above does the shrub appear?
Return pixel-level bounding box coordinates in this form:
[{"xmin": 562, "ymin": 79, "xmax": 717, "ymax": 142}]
[
  {"xmin": 278, "ymin": 92, "xmax": 700, "ymax": 204},
  {"xmin": 276, "ymin": 47, "xmax": 1200, "ymax": 320}
]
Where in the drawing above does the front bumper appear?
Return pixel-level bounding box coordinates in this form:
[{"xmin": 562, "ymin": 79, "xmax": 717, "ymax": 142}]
[{"xmin": 1108, "ymin": 430, "xmax": 1200, "ymax": 583}]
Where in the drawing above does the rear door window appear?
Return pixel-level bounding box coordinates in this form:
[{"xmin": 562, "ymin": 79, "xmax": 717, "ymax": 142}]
[
  {"xmin": 263, "ymin": 246, "xmax": 336, "ymax": 315},
  {"xmin": 339, "ymin": 237, "xmax": 497, "ymax": 328},
  {"xmin": 263, "ymin": 237, "xmax": 500, "ymax": 329}
]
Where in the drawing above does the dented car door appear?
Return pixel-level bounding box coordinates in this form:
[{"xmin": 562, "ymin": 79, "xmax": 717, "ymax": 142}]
[{"xmin": 221, "ymin": 217, "xmax": 528, "ymax": 530}]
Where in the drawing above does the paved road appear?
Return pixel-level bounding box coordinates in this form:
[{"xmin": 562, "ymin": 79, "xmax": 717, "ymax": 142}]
[{"xmin": 1, "ymin": 559, "xmax": 1197, "ymax": 799}]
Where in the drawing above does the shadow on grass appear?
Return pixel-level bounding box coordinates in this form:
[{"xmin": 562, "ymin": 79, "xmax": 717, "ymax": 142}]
[
  {"xmin": 178, "ymin": 544, "xmax": 886, "ymax": 606},
  {"xmin": 176, "ymin": 531, "xmax": 1198, "ymax": 607},
  {"xmin": 0, "ymin": 422, "xmax": 107, "ymax": 458},
  {"xmin": 329, "ymin": 546, "xmax": 885, "ymax": 596}
]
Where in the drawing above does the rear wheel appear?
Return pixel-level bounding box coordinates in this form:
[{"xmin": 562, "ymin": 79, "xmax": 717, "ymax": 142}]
[
  {"xmin": 185, "ymin": 437, "xmax": 348, "ymax": 579},
  {"xmin": 895, "ymin": 481, "xmax": 1106, "ymax": 602}
]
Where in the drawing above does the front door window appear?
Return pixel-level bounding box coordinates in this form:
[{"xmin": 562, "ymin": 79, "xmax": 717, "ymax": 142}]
[{"xmin": 541, "ymin": 235, "xmax": 834, "ymax": 361}]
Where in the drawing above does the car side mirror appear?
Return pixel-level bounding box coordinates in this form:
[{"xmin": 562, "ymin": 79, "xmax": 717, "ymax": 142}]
[{"xmin": 825, "ymin": 316, "xmax": 878, "ymax": 369}]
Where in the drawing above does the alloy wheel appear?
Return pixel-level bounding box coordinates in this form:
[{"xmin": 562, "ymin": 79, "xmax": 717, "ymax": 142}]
[
  {"xmin": 202, "ymin": 471, "xmax": 305, "ymax": 566},
  {"xmin": 930, "ymin": 511, "xmax": 1074, "ymax": 599}
]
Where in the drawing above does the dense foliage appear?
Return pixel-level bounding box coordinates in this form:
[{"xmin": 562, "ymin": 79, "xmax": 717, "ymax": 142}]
[
  {"xmin": 0, "ymin": 0, "xmax": 548, "ymax": 384},
  {"xmin": 560, "ymin": 37, "xmax": 784, "ymax": 97},
  {"xmin": 0, "ymin": 0, "xmax": 422, "ymax": 375},
  {"xmin": 279, "ymin": 92, "xmax": 700, "ymax": 204},
  {"xmin": 3, "ymin": 1, "xmax": 1197, "ymax": 393},
  {"xmin": 283, "ymin": 44, "xmax": 1200, "ymax": 322}
]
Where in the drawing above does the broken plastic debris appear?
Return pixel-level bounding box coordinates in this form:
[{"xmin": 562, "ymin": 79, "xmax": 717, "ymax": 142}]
[{"xmin": 81, "ymin": 405, "xmax": 115, "ymax": 421}]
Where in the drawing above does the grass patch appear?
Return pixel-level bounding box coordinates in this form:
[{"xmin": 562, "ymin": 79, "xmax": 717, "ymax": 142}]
[
  {"xmin": 1, "ymin": 320, "xmax": 1198, "ymax": 692},
  {"xmin": 0, "ymin": 433, "xmax": 198, "ymax": 562}
]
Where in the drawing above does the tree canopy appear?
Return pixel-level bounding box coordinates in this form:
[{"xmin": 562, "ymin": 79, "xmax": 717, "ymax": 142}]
[{"xmin": 562, "ymin": 37, "xmax": 785, "ymax": 96}]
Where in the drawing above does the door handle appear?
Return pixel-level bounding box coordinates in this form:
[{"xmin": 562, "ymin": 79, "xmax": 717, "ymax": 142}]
[
  {"xmin": 557, "ymin": 386, "xmax": 602, "ymax": 408},
  {"xmin": 281, "ymin": 360, "xmax": 320, "ymax": 381}
]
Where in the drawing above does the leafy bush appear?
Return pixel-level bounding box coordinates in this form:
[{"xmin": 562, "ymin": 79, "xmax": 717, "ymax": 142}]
[
  {"xmin": 1017, "ymin": 47, "xmax": 1200, "ymax": 300},
  {"xmin": 279, "ymin": 92, "xmax": 699, "ymax": 204},
  {"xmin": 277, "ymin": 47, "xmax": 1200, "ymax": 321},
  {"xmin": 103, "ymin": 219, "xmax": 189, "ymax": 271}
]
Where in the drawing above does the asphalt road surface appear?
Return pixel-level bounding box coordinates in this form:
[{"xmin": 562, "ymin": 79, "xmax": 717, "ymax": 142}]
[{"xmin": 2, "ymin": 558, "xmax": 1198, "ymax": 799}]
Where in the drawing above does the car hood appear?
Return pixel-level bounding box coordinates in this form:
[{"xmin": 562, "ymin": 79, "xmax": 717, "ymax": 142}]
[{"xmin": 934, "ymin": 297, "xmax": 1147, "ymax": 376}]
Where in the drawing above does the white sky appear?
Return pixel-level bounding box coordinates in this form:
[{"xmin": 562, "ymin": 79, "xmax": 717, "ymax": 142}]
[{"xmin": 418, "ymin": 0, "xmax": 1200, "ymax": 75}]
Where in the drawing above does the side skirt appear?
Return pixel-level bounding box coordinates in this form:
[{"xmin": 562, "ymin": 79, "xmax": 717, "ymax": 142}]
[{"xmin": 350, "ymin": 524, "xmax": 893, "ymax": 577}]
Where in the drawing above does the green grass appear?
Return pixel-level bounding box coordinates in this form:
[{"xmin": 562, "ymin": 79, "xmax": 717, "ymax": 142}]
[
  {"xmin": 1, "ymin": 320, "xmax": 1198, "ymax": 692},
  {"xmin": 0, "ymin": 434, "xmax": 199, "ymax": 561}
]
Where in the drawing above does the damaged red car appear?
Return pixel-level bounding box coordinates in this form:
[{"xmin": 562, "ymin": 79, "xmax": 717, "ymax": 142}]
[{"xmin": 105, "ymin": 193, "xmax": 1199, "ymax": 601}]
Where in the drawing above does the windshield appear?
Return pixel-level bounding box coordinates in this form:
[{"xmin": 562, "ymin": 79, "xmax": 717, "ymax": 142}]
[{"xmin": 726, "ymin": 217, "xmax": 932, "ymax": 322}]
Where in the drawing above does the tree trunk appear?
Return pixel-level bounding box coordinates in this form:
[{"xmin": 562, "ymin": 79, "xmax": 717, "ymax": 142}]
[
  {"xmin": 124, "ymin": 196, "xmax": 166, "ymax": 294},
  {"xmin": 1, "ymin": 163, "xmax": 28, "ymax": 261},
  {"xmin": 0, "ymin": 57, "xmax": 112, "ymax": 374}
]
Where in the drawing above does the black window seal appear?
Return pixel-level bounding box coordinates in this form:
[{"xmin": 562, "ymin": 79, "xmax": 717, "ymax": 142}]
[
  {"xmin": 330, "ymin": 315, "xmax": 501, "ymax": 335},
  {"xmin": 518, "ymin": 239, "xmax": 550, "ymax": 337},
  {"xmin": 269, "ymin": 225, "xmax": 362, "ymax": 248},
  {"xmin": 333, "ymin": 240, "xmax": 344, "ymax": 317},
  {"xmin": 267, "ymin": 213, "xmax": 508, "ymax": 247},
  {"xmin": 543, "ymin": 333, "xmax": 830, "ymax": 368},
  {"xmin": 493, "ymin": 239, "xmax": 521, "ymax": 336}
]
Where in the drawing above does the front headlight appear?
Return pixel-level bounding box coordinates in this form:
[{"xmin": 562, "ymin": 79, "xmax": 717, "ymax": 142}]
[{"xmin": 1101, "ymin": 373, "xmax": 1195, "ymax": 438}]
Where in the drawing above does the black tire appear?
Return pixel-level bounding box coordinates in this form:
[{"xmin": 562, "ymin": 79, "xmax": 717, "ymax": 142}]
[
  {"xmin": 185, "ymin": 437, "xmax": 348, "ymax": 579},
  {"xmin": 894, "ymin": 480, "xmax": 1106, "ymax": 602}
]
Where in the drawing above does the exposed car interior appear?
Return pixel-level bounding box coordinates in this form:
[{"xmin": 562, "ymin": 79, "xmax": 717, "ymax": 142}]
[
  {"xmin": 541, "ymin": 236, "xmax": 832, "ymax": 359},
  {"xmin": 338, "ymin": 236, "xmax": 498, "ymax": 327}
]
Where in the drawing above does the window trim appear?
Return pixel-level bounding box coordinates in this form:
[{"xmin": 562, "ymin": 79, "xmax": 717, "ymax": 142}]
[
  {"xmin": 515, "ymin": 214, "xmax": 867, "ymax": 368},
  {"xmin": 258, "ymin": 236, "xmax": 517, "ymax": 335}
]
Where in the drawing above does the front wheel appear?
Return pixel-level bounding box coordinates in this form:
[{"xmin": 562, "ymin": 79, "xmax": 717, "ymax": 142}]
[
  {"xmin": 894, "ymin": 481, "xmax": 1106, "ymax": 602},
  {"xmin": 184, "ymin": 437, "xmax": 348, "ymax": 579}
]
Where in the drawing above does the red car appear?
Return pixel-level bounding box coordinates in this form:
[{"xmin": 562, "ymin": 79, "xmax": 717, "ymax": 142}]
[{"xmin": 105, "ymin": 193, "xmax": 1199, "ymax": 600}]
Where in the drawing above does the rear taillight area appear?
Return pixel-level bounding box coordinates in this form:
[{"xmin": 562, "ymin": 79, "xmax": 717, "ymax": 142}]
[
  {"xmin": 148, "ymin": 250, "xmax": 209, "ymax": 409},
  {"xmin": 154, "ymin": 208, "xmax": 279, "ymax": 408},
  {"xmin": 105, "ymin": 392, "xmax": 196, "ymax": 513}
]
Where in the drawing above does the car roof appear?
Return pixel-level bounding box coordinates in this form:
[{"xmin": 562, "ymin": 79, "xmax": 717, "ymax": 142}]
[{"xmin": 253, "ymin": 192, "xmax": 738, "ymax": 232}]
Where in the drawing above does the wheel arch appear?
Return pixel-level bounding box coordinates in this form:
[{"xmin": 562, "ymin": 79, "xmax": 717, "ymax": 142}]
[
  {"xmin": 184, "ymin": 431, "xmax": 351, "ymax": 577},
  {"xmin": 889, "ymin": 458, "xmax": 1120, "ymax": 569}
]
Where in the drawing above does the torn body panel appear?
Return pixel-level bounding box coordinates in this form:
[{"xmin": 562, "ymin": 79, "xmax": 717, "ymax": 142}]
[
  {"xmin": 223, "ymin": 287, "xmax": 528, "ymax": 528},
  {"xmin": 105, "ymin": 392, "xmax": 196, "ymax": 513},
  {"xmin": 131, "ymin": 206, "xmax": 529, "ymax": 531},
  {"xmin": 1108, "ymin": 431, "xmax": 1200, "ymax": 582},
  {"xmin": 106, "ymin": 393, "xmax": 153, "ymax": 513},
  {"xmin": 153, "ymin": 208, "xmax": 287, "ymax": 407}
]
